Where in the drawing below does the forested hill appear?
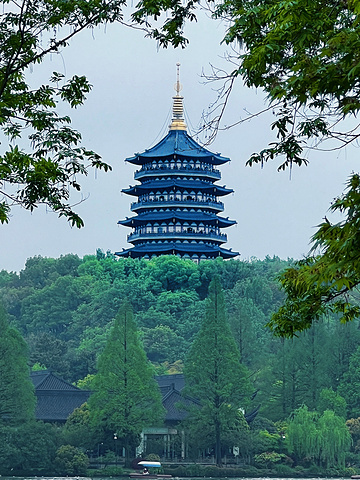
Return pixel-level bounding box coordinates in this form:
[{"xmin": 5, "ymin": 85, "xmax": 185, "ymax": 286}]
[{"xmin": 1, "ymin": 252, "xmax": 359, "ymax": 421}]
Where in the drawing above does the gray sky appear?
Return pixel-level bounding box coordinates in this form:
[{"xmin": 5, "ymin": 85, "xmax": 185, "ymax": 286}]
[{"xmin": 1, "ymin": 12, "xmax": 359, "ymax": 272}]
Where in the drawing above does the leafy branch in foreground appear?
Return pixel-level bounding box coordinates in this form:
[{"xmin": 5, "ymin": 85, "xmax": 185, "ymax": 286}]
[
  {"xmin": 268, "ymin": 174, "xmax": 360, "ymax": 337},
  {"xmin": 0, "ymin": 0, "xmax": 134, "ymax": 225},
  {"xmin": 191, "ymin": 0, "xmax": 360, "ymax": 170}
]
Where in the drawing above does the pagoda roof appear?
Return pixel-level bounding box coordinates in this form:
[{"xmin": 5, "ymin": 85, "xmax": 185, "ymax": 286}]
[
  {"xmin": 123, "ymin": 179, "xmax": 233, "ymax": 197},
  {"xmin": 126, "ymin": 130, "xmax": 229, "ymax": 166},
  {"xmin": 119, "ymin": 211, "xmax": 236, "ymax": 228},
  {"xmin": 115, "ymin": 242, "xmax": 239, "ymax": 259}
]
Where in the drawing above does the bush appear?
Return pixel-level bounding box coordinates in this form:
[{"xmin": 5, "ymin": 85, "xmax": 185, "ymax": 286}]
[
  {"xmin": 273, "ymin": 464, "xmax": 295, "ymax": 475},
  {"xmin": 54, "ymin": 445, "xmax": 89, "ymax": 476},
  {"xmin": 90, "ymin": 466, "xmax": 124, "ymax": 476},
  {"xmin": 164, "ymin": 464, "xmax": 264, "ymax": 477},
  {"xmin": 145, "ymin": 453, "xmax": 161, "ymax": 461},
  {"xmin": 346, "ymin": 467, "xmax": 358, "ymax": 477},
  {"xmin": 254, "ymin": 451, "xmax": 283, "ymax": 468}
]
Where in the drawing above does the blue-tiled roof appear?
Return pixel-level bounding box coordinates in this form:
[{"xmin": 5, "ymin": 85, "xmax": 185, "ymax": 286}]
[
  {"xmin": 126, "ymin": 130, "xmax": 229, "ymax": 166},
  {"xmin": 115, "ymin": 242, "xmax": 238, "ymax": 259},
  {"xmin": 119, "ymin": 211, "xmax": 236, "ymax": 228},
  {"xmin": 123, "ymin": 179, "xmax": 233, "ymax": 197}
]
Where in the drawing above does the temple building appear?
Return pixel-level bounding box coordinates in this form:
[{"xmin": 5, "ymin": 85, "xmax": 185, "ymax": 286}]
[{"xmin": 116, "ymin": 66, "xmax": 238, "ymax": 261}]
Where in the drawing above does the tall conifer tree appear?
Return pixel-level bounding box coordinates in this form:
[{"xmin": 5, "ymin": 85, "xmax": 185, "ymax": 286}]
[
  {"xmin": 184, "ymin": 277, "xmax": 252, "ymax": 466},
  {"xmin": 89, "ymin": 300, "xmax": 164, "ymax": 463},
  {"xmin": 0, "ymin": 303, "xmax": 35, "ymax": 424}
]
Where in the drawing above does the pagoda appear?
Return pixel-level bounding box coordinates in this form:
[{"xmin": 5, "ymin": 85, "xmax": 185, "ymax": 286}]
[{"xmin": 116, "ymin": 66, "xmax": 238, "ymax": 261}]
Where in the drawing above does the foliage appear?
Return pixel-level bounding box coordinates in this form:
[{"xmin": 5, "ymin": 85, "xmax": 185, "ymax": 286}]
[
  {"xmin": 318, "ymin": 388, "xmax": 347, "ymax": 418},
  {"xmin": 286, "ymin": 405, "xmax": 351, "ymax": 468},
  {"xmin": 54, "ymin": 444, "xmax": 89, "ymax": 476},
  {"xmin": 268, "ymin": 175, "xmax": 360, "ymax": 337},
  {"xmin": 254, "ymin": 451, "xmax": 290, "ymax": 469},
  {"xmin": 91, "ymin": 466, "xmax": 124, "ymax": 476},
  {"xmin": 346, "ymin": 417, "xmax": 360, "ymax": 449},
  {"xmin": 286, "ymin": 405, "xmax": 320, "ymax": 461},
  {"xmin": 212, "ymin": 0, "xmax": 360, "ymax": 169},
  {"xmin": 0, "ymin": 302, "xmax": 35, "ymax": 424},
  {"xmin": 317, "ymin": 409, "xmax": 351, "ymax": 468},
  {"xmin": 338, "ymin": 346, "xmax": 360, "ymax": 418},
  {"xmin": 0, "ymin": 421, "xmax": 58, "ymax": 475},
  {"xmin": 63, "ymin": 403, "xmax": 94, "ymax": 449},
  {"xmin": 0, "ymin": 1, "xmax": 128, "ymax": 225},
  {"xmin": 184, "ymin": 276, "xmax": 252, "ymax": 466},
  {"xmin": 89, "ymin": 300, "xmax": 164, "ymax": 463}
]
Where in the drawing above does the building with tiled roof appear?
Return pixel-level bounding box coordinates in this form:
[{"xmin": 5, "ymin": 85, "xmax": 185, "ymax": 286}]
[
  {"xmin": 30, "ymin": 370, "xmax": 90, "ymax": 422},
  {"xmin": 116, "ymin": 65, "xmax": 238, "ymax": 261}
]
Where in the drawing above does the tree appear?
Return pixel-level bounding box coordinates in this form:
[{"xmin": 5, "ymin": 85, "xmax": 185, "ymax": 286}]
[
  {"xmin": 317, "ymin": 410, "xmax": 351, "ymax": 468},
  {"xmin": 54, "ymin": 445, "xmax": 89, "ymax": 476},
  {"xmin": 0, "ymin": 421, "xmax": 58, "ymax": 475},
  {"xmin": 0, "ymin": 303, "xmax": 35, "ymax": 425},
  {"xmin": 132, "ymin": 0, "xmax": 360, "ymax": 340},
  {"xmin": 0, "ymin": 1, "xmax": 133, "ymax": 225},
  {"xmin": 286, "ymin": 405, "xmax": 350, "ymax": 468},
  {"xmin": 268, "ymin": 175, "xmax": 360, "ymax": 336},
  {"xmin": 63, "ymin": 403, "xmax": 95, "ymax": 450},
  {"xmin": 338, "ymin": 346, "xmax": 360, "ymax": 419},
  {"xmin": 207, "ymin": 0, "xmax": 360, "ymax": 167},
  {"xmin": 317, "ymin": 388, "xmax": 347, "ymax": 419},
  {"xmin": 132, "ymin": 0, "xmax": 360, "ymax": 159},
  {"xmin": 88, "ymin": 301, "xmax": 164, "ymax": 464},
  {"xmin": 184, "ymin": 276, "xmax": 252, "ymax": 466}
]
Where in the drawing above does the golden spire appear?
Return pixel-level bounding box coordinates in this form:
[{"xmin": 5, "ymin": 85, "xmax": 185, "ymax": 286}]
[{"xmin": 169, "ymin": 63, "xmax": 187, "ymax": 131}]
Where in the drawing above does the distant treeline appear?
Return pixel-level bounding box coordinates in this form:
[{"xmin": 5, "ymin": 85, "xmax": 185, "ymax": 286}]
[{"xmin": 1, "ymin": 252, "xmax": 360, "ymax": 421}]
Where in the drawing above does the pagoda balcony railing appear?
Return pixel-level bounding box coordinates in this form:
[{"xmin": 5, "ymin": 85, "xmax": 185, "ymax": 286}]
[
  {"xmin": 127, "ymin": 230, "xmax": 227, "ymax": 242},
  {"xmin": 131, "ymin": 198, "xmax": 224, "ymax": 211},
  {"xmin": 134, "ymin": 165, "xmax": 221, "ymax": 180}
]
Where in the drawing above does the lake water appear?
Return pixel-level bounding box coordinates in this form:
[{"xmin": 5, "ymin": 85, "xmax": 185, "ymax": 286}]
[{"xmin": 0, "ymin": 477, "xmax": 351, "ymax": 480}]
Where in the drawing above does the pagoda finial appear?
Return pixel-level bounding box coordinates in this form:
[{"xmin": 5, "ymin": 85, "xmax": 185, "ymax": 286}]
[{"xmin": 169, "ymin": 63, "xmax": 187, "ymax": 131}]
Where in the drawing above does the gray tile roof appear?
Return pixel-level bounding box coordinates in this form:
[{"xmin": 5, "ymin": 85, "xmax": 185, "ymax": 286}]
[{"xmin": 30, "ymin": 371, "xmax": 90, "ymax": 422}]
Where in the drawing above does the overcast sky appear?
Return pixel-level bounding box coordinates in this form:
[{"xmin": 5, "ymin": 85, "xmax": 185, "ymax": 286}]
[{"xmin": 1, "ymin": 11, "xmax": 359, "ymax": 272}]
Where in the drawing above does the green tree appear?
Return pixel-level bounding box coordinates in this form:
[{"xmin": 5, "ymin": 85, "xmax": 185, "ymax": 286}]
[
  {"xmin": 54, "ymin": 444, "xmax": 89, "ymax": 476},
  {"xmin": 184, "ymin": 276, "xmax": 252, "ymax": 466},
  {"xmin": 89, "ymin": 301, "xmax": 164, "ymax": 464},
  {"xmin": 317, "ymin": 410, "xmax": 351, "ymax": 468},
  {"xmin": 0, "ymin": 303, "xmax": 35, "ymax": 424},
  {"xmin": 269, "ymin": 175, "xmax": 360, "ymax": 337},
  {"xmin": 338, "ymin": 346, "xmax": 360, "ymax": 419},
  {"xmin": 142, "ymin": 325, "xmax": 188, "ymax": 363},
  {"xmin": 0, "ymin": 1, "xmax": 127, "ymax": 225},
  {"xmin": 0, "ymin": 421, "xmax": 58, "ymax": 474},
  {"xmin": 226, "ymin": 295, "xmax": 269, "ymax": 368},
  {"xmin": 286, "ymin": 405, "xmax": 350, "ymax": 468},
  {"xmin": 317, "ymin": 388, "xmax": 347, "ymax": 419},
  {"xmin": 286, "ymin": 405, "xmax": 320, "ymax": 463},
  {"xmin": 63, "ymin": 403, "xmax": 94, "ymax": 449}
]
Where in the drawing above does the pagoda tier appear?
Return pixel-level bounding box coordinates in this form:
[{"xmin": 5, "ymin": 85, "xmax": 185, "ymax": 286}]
[{"xmin": 116, "ymin": 67, "xmax": 238, "ymax": 261}]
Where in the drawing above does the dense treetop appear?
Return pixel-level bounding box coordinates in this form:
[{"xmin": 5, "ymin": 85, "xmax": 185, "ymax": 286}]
[{"xmin": 1, "ymin": 253, "xmax": 360, "ymax": 424}]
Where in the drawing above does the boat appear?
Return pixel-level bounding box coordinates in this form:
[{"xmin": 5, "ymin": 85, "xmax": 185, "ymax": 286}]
[{"xmin": 129, "ymin": 461, "xmax": 172, "ymax": 479}]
